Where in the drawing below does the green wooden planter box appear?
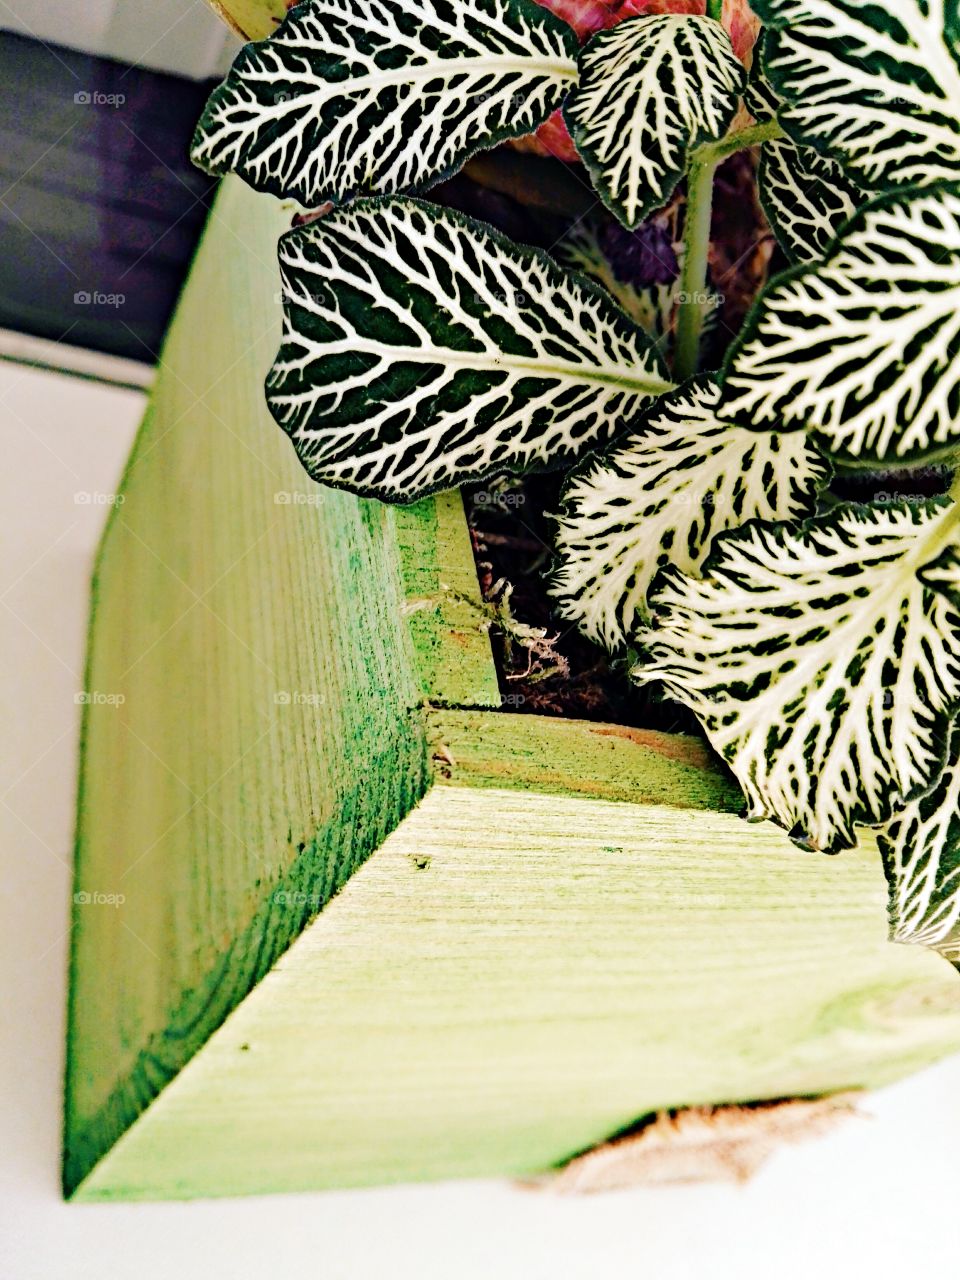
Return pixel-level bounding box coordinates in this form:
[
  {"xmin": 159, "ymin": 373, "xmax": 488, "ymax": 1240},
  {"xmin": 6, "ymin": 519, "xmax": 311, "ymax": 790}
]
[{"xmin": 64, "ymin": 178, "xmax": 960, "ymax": 1201}]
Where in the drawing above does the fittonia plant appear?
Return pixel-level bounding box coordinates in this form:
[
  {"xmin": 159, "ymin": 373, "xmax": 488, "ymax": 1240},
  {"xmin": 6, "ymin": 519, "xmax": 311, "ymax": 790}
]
[{"xmin": 193, "ymin": 0, "xmax": 960, "ymax": 966}]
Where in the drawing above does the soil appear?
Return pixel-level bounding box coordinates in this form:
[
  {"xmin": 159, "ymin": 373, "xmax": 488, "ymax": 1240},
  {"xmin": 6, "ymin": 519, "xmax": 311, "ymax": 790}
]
[{"xmin": 462, "ymin": 470, "xmax": 702, "ymax": 732}]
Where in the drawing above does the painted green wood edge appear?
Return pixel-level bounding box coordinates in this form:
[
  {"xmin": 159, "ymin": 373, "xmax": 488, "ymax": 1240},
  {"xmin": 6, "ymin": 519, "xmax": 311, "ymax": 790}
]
[
  {"xmin": 66, "ymin": 174, "xmax": 960, "ymax": 1200},
  {"xmin": 69, "ymin": 785, "xmax": 960, "ymax": 1201},
  {"xmin": 63, "ymin": 179, "xmax": 473, "ymax": 1196},
  {"xmin": 429, "ymin": 709, "xmax": 744, "ymax": 811},
  {"xmin": 396, "ymin": 496, "xmax": 501, "ymax": 710}
]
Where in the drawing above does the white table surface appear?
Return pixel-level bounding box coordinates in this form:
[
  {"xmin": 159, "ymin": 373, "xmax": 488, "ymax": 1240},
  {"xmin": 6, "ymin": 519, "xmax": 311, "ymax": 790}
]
[{"xmin": 2, "ymin": 358, "xmax": 959, "ymax": 1280}]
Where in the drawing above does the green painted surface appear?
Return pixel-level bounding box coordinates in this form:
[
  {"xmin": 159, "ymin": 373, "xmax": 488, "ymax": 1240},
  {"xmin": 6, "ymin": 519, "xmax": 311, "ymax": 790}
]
[
  {"xmin": 204, "ymin": 0, "xmax": 284, "ymax": 41},
  {"xmin": 74, "ymin": 787, "xmax": 960, "ymax": 1200},
  {"xmin": 429, "ymin": 709, "xmax": 743, "ymax": 810},
  {"xmin": 395, "ymin": 496, "xmax": 501, "ymax": 709},
  {"xmin": 64, "ymin": 179, "xmax": 492, "ymax": 1195}
]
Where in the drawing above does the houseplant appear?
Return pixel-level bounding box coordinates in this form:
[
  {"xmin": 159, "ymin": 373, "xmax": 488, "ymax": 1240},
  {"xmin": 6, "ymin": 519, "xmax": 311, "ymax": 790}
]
[
  {"xmin": 192, "ymin": 0, "xmax": 960, "ymax": 956},
  {"xmin": 64, "ymin": 0, "xmax": 960, "ymax": 1200}
]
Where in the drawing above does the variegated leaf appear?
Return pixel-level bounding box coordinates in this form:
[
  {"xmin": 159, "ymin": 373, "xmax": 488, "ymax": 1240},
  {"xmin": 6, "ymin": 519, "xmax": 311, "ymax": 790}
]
[
  {"xmin": 878, "ymin": 728, "xmax": 960, "ymax": 962},
  {"xmin": 720, "ymin": 184, "xmax": 960, "ymax": 466},
  {"xmin": 745, "ymin": 41, "xmax": 868, "ymax": 262},
  {"xmin": 637, "ymin": 499, "xmax": 960, "ymax": 853},
  {"xmin": 564, "ymin": 15, "xmax": 745, "ymax": 228},
  {"xmin": 267, "ymin": 199, "xmax": 672, "ymax": 502},
  {"xmin": 749, "ymin": 0, "xmax": 960, "ymax": 190},
  {"xmin": 759, "ymin": 140, "xmax": 865, "ymax": 263},
  {"xmin": 741, "ymin": 34, "xmax": 779, "ymax": 124},
  {"xmin": 553, "ymin": 219, "xmax": 721, "ymax": 360},
  {"xmin": 191, "ymin": 0, "xmax": 578, "ymax": 207},
  {"xmin": 550, "ymin": 377, "xmax": 828, "ymax": 650},
  {"xmin": 553, "ymin": 219, "xmax": 678, "ymax": 353}
]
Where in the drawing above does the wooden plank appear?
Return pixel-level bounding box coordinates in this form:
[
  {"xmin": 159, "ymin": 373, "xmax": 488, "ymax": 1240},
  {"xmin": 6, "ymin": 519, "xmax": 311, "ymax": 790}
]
[
  {"xmin": 72, "ymin": 785, "xmax": 960, "ymax": 1200},
  {"xmin": 64, "ymin": 178, "xmax": 442, "ymax": 1195},
  {"xmin": 429, "ymin": 709, "xmax": 743, "ymax": 811},
  {"xmin": 395, "ymin": 496, "xmax": 501, "ymax": 710}
]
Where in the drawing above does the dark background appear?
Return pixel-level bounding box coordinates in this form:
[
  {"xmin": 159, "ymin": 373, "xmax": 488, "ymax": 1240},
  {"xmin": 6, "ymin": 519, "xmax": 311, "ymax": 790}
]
[{"xmin": 0, "ymin": 30, "xmax": 216, "ymax": 364}]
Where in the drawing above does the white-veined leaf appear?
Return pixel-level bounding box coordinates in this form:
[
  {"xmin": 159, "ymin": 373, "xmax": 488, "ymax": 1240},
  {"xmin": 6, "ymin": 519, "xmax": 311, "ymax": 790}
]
[
  {"xmin": 191, "ymin": 0, "xmax": 578, "ymax": 207},
  {"xmin": 266, "ymin": 198, "xmax": 673, "ymax": 502},
  {"xmin": 550, "ymin": 377, "xmax": 828, "ymax": 650},
  {"xmin": 636, "ymin": 499, "xmax": 960, "ymax": 853},
  {"xmin": 745, "ymin": 41, "xmax": 868, "ymax": 263},
  {"xmin": 749, "ymin": 0, "xmax": 960, "ymax": 190},
  {"xmin": 759, "ymin": 140, "xmax": 866, "ymax": 263},
  {"xmin": 553, "ymin": 219, "xmax": 721, "ymax": 360},
  {"xmin": 720, "ymin": 184, "xmax": 960, "ymax": 466},
  {"xmin": 741, "ymin": 35, "xmax": 779, "ymax": 124},
  {"xmin": 564, "ymin": 15, "xmax": 745, "ymax": 228},
  {"xmin": 878, "ymin": 727, "xmax": 960, "ymax": 963},
  {"xmin": 553, "ymin": 219, "xmax": 677, "ymax": 353}
]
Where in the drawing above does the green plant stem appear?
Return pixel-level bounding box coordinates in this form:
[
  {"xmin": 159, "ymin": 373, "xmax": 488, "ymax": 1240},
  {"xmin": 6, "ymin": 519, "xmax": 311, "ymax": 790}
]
[
  {"xmin": 674, "ymin": 156, "xmax": 717, "ymax": 383},
  {"xmin": 695, "ymin": 118, "xmax": 785, "ymax": 166},
  {"xmin": 672, "ymin": 118, "xmax": 786, "ymax": 382}
]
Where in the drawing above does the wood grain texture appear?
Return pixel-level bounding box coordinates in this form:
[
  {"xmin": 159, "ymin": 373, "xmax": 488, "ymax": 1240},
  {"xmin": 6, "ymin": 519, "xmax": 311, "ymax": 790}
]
[
  {"xmin": 396, "ymin": 495, "xmax": 501, "ymax": 709},
  {"xmin": 65, "ymin": 178, "xmax": 480, "ymax": 1195},
  {"xmin": 429, "ymin": 709, "xmax": 743, "ymax": 810},
  {"xmin": 73, "ymin": 786, "xmax": 960, "ymax": 1200}
]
